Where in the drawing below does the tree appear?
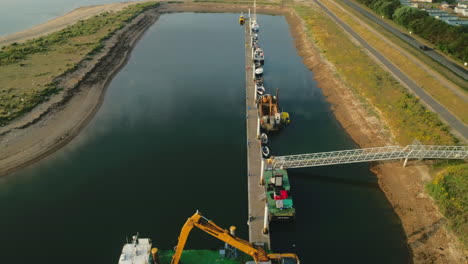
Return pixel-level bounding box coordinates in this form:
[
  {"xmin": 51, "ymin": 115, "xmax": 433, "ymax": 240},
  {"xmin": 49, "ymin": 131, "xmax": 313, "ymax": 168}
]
[{"xmin": 393, "ymin": 6, "xmax": 428, "ymax": 26}]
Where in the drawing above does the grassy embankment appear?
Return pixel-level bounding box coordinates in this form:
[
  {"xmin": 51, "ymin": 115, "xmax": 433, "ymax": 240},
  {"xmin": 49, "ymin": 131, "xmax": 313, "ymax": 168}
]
[
  {"xmin": 193, "ymin": 0, "xmax": 281, "ymax": 5},
  {"xmin": 337, "ymin": 0, "xmax": 468, "ymax": 91},
  {"xmin": 159, "ymin": 250, "xmax": 252, "ymax": 263},
  {"xmin": 294, "ymin": 4, "xmax": 456, "ymax": 145},
  {"xmin": 320, "ymin": 0, "xmax": 468, "ymax": 123},
  {"xmin": 427, "ymin": 163, "xmax": 467, "ymax": 247},
  {"xmin": 0, "ymin": 2, "xmax": 159, "ymax": 126},
  {"xmin": 293, "ymin": 3, "xmax": 466, "ymax": 247}
]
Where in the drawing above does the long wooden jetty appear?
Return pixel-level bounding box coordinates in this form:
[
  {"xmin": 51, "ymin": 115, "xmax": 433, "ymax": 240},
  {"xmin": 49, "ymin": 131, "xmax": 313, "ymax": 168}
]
[{"xmin": 245, "ymin": 18, "xmax": 271, "ymax": 248}]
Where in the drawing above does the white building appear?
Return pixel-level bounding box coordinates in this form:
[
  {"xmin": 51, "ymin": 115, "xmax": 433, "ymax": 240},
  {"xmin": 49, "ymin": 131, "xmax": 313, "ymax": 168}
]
[
  {"xmin": 454, "ymin": 6, "xmax": 468, "ymax": 15},
  {"xmin": 456, "ymin": 2, "xmax": 468, "ymax": 8},
  {"xmin": 446, "ymin": 19, "xmax": 468, "ymax": 25}
]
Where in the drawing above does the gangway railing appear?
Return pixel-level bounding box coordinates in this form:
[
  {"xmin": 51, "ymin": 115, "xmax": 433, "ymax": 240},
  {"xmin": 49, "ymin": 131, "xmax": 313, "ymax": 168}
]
[{"xmin": 268, "ymin": 145, "xmax": 468, "ymax": 169}]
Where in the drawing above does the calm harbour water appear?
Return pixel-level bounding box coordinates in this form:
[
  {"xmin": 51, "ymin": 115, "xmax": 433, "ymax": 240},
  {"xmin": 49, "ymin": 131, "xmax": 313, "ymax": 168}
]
[{"xmin": 0, "ymin": 13, "xmax": 409, "ymax": 263}]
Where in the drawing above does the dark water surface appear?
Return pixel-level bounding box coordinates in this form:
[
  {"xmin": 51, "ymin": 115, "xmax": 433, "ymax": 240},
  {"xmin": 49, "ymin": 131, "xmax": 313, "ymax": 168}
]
[{"xmin": 0, "ymin": 13, "xmax": 409, "ymax": 263}]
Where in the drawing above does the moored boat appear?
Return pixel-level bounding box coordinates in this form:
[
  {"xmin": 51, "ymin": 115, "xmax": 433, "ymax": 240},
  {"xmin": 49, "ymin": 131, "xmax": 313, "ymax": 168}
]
[
  {"xmin": 256, "ymin": 84, "xmax": 265, "ymax": 95},
  {"xmin": 251, "ymin": 20, "xmax": 259, "ymax": 32},
  {"xmin": 262, "ymin": 146, "xmax": 270, "ymax": 158},
  {"xmin": 253, "ymin": 48, "xmax": 264, "ymax": 65},
  {"xmin": 239, "ymin": 13, "xmax": 245, "ymax": 25},
  {"xmin": 254, "ymin": 75, "xmax": 263, "ymax": 85},
  {"xmin": 281, "ymin": 112, "xmax": 291, "ymax": 126},
  {"xmin": 264, "ymin": 169, "xmax": 295, "ymax": 221},
  {"xmin": 257, "ymin": 90, "xmax": 290, "ymax": 132},
  {"xmin": 119, "ymin": 234, "xmax": 152, "ymax": 264},
  {"xmin": 252, "ymin": 33, "xmax": 258, "ymax": 43},
  {"xmin": 260, "ymin": 133, "xmax": 268, "ymax": 145},
  {"xmin": 255, "ymin": 67, "xmax": 263, "ymax": 78}
]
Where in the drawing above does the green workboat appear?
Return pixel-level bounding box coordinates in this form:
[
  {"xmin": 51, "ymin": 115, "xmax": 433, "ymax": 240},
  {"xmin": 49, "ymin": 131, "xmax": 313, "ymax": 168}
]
[{"xmin": 264, "ymin": 169, "xmax": 295, "ymax": 221}]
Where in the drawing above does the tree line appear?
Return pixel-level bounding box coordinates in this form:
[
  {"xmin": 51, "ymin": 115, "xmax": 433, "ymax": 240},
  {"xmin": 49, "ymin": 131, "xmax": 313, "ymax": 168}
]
[{"xmin": 357, "ymin": 0, "xmax": 468, "ymax": 62}]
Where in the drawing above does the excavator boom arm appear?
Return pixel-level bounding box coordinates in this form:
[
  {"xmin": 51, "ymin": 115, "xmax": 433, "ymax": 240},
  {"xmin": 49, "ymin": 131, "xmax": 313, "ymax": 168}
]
[
  {"xmin": 170, "ymin": 211, "xmax": 300, "ymax": 264},
  {"xmin": 170, "ymin": 213, "xmax": 201, "ymax": 264},
  {"xmin": 170, "ymin": 212, "xmax": 269, "ymax": 264},
  {"xmin": 193, "ymin": 221, "xmax": 269, "ymax": 260}
]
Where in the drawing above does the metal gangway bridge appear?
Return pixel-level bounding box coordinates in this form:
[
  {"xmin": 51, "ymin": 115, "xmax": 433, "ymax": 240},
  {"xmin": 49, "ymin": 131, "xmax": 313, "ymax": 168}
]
[{"xmin": 268, "ymin": 145, "xmax": 468, "ymax": 170}]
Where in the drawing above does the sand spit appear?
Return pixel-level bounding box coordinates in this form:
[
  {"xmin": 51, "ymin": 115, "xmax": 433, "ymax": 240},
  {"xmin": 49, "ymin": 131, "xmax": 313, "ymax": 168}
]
[
  {"xmin": 0, "ymin": 2, "xmax": 465, "ymax": 263},
  {"xmin": 0, "ymin": 1, "xmax": 148, "ymax": 47}
]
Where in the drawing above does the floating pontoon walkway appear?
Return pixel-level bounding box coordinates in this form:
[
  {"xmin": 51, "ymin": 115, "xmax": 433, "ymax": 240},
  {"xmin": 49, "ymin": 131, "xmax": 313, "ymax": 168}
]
[{"xmin": 245, "ymin": 17, "xmax": 270, "ymax": 248}]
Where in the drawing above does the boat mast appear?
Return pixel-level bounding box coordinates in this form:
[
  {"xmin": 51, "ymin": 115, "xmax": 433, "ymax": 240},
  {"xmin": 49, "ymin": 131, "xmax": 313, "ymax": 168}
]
[
  {"xmin": 276, "ymin": 88, "xmax": 279, "ymax": 106},
  {"xmin": 253, "ymin": 0, "xmax": 256, "ymax": 20}
]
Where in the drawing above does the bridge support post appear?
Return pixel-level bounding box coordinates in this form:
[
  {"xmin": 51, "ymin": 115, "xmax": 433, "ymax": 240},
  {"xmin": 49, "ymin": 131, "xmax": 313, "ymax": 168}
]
[
  {"xmin": 262, "ymin": 203, "xmax": 269, "ymax": 234},
  {"xmin": 403, "ymin": 157, "xmax": 409, "ymax": 167}
]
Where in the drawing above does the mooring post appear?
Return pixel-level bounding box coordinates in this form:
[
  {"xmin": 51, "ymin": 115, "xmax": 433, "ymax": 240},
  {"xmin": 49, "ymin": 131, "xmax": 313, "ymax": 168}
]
[
  {"xmin": 260, "ymin": 158, "xmax": 265, "ymax": 185},
  {"xmin": 263, "ymin": 203, "xmax": 269, "ymax": 234},
  {"xmin": 257, "ymin": 118, "xmax": 260, "ymax": 138}
]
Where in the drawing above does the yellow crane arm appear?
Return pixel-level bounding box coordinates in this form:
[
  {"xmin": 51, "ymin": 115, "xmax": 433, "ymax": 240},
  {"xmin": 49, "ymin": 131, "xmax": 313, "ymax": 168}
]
[
  {"xmin": 170, "ymin": 212, "xmax": 201, "ymax": 264},
  {"xmin": 170, "ymin": 211, "xmax": 271, "ymax": 264}
]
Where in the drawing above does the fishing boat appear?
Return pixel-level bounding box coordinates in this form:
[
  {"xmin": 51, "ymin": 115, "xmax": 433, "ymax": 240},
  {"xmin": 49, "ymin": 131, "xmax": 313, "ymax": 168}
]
[
  {"xmin": 257, "ymin": 89, "xmax": 290, "ymax": 132},
  {"xmin": 239, "ymin": 13, "xmax": 245, "ymax": 25},
  {"xmin": 264, "ymin": 169, "xmax": 295, "ymax": 221},
  {"xmin": 254, "ymin": 61, "xmax": 262, "ymax": 69},
  {"xmin": 262, "ymin": 146, "xmax": 270, "ymax": 158},
  {"xmin": 253, "ymin": 48, "xmax": 264, "ymax": 65}
]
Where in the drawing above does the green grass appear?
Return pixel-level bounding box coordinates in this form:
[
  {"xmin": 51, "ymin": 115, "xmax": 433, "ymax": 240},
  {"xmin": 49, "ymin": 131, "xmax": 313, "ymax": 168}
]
[
  {"xmin": 293, "ymin": 2, "xmax": 467, "ymax": 250},
  {"xmin": 294, "ymin": 4, "xmax": 457, "ymax": 145},
  {"xmin": 426, "ymin": 163, "xmax": 468, "ymax": 247},
  {"xmin": 0, "ymin": 2, "xmax": 159, "ymax": 126},
  {"xmin": 323, "ymin": 0, "xmax": 468, "ymax": 125},
  {"xmin": 159, "ymin": 250, "xmax": 251, "ymax": 264},
  {"xmin": 340, "ymin": 0, "xmax": 468, "ymax": 91}
]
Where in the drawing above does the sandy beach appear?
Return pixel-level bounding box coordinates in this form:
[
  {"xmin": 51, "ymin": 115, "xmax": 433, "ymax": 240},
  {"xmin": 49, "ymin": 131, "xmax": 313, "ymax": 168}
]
[
  {"xmin": 0, "ymin": 2, "xmax": 465, "ymax": 263},
  {"xmin": 0, "ymin": 2, "xmax": 149, "ymax": 47}
]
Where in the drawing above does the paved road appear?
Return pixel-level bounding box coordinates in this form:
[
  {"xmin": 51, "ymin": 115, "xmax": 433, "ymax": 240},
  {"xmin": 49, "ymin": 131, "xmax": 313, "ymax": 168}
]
[
  {"xmin": 313, "ymin": 0, "xmax": 468, "ymax": 140},
  {"xmin": 336, "ymin": 0, "xmax": 468, "ymax": 81}
]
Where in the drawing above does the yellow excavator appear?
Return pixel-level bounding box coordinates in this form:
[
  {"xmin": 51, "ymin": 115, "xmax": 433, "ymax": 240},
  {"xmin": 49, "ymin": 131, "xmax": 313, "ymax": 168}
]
[{"xmin": 165, "ymin": 211, "xmax": 300, "ymax": 264}]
